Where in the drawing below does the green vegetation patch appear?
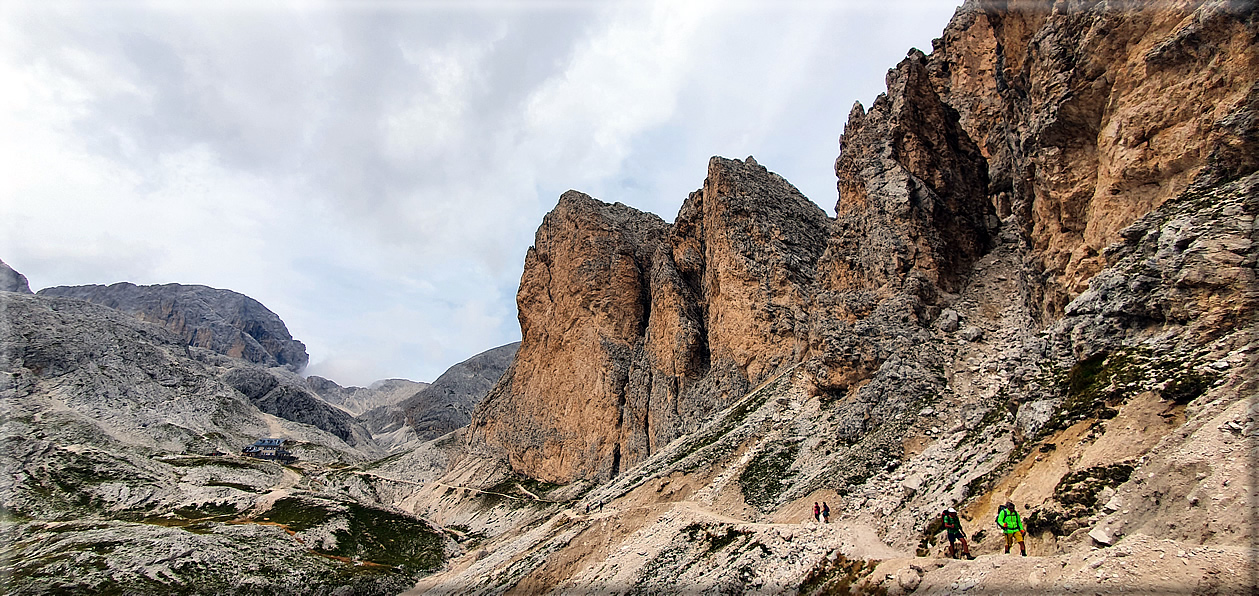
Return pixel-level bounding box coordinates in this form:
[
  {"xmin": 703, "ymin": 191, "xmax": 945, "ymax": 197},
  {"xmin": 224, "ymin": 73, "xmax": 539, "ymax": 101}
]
[
  {"xmin": 484, "ymin": 474, "xmax": 565, "ymax": 502},
  {"xmin": 257, "ymin": 497, "xmax": 336, "ymax": 532},
  {"xmin": 1024, "ymin": 461, "xmax": 1136, "ymax": 536},
  {"xmin": 1044, "ymin": 348, "xmax": 1216, "ymax": 434},
  {"xmin": 203, "ymin": 481, "xmax": 259, "ymax": 493},
  {"xmin": 259, "ymin": 497, "xmax": 444, "ymax": 572},
  {"xmin": 1054, "ymin": 462, "xmax": 1135, "ymax": 508},
  {"xmin": 682, "ymin": 523, "xmax": 753, "ymax": 554},
  {"xmin": 174, "ymin": 502, "xmax": 241, "ymax": 519},
  {"xmin": 162, "ymin": 456, "xmax": 264, "ymax": 470},
  {"xmin": 361, "ymin": 453, "xmax": 404, "ymax": 471},
  {"xmin": 320, "ymin": 502, "xmax": 445, "ymax": 572},
  {"xmin": 738, "ymin": 440, "xmax": 801, "ymax": 511},
  {"xmin": 797, "ymin": 550, "xmax": 884, "ymax": 596},
  {"xmin": 1161, "ymin": 370, "xmax": 1213, "ymax": 404}
]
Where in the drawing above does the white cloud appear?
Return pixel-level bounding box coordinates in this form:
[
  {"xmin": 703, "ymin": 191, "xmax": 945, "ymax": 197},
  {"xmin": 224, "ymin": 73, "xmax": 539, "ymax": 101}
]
[{"xmin": 1, "ymin": 0, "xmax": 962, "ymax": 386}]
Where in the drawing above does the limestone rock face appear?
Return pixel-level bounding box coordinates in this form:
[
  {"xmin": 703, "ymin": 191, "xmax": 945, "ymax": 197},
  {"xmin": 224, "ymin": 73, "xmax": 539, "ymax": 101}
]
[
  {"xmin": 829, "ymin": 49, "xmax": 993, "ymax": 299},
  {"xmin": 307, "ymin": 376, "xmax": 429, "ymax": 417},
  {"xmin": 468, "ymin": 2, "xmax": 1258, "ymax": 493},
  {"xmin": 358, "ymin": 342, "xmax": 517, "ymax": 446},
  {"xmin": 808, "ymin": 48, "xmax": 995, "ymax": 394},
  {"xmin": 472, "ymin": 162, "xmax": 831, "ymax": 484},
  {"xmin": 0, "ymin": 258, "xmax": 32, "ymax": 293},
  {"xmin": 677, "ymin": 157, "xmax": 831, "ymax": 386},
  {"xmin": 222, "ymin": 366, "xmax": 375, "ymax": 448},
  {"xmin": 0, "ymin": 292, "xmax": 441, "ymax": 594},
  {"xmin": 403, "ymin": 2, "xmax": 1258, "ymax": 593},
  {"xmin": 38, "ymin": 282, "xmax": 309, "ymax": 372},
  {"xmin": 926, "ymin": 0, "xmax": 1259, "ymax": 316},
  {"xmin": 470, "ymin": 191, "xmax": 671, "ymax": 483}
]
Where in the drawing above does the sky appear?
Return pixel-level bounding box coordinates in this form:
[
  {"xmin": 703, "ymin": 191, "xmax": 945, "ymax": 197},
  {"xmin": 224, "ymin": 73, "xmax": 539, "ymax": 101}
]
[{"xmin": 0, "ymin": 0, "xmax": 960, "ymax": 387}]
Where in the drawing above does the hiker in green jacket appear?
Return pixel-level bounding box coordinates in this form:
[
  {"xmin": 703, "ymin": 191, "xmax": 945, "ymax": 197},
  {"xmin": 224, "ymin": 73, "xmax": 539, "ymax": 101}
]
[
  {"xmin": 941, "ymin": 507, "xmax": 974, "ymax": 559},
  {"xmin": 997, "ymin": 501, "xmax": 1026, "ymax": 556}
]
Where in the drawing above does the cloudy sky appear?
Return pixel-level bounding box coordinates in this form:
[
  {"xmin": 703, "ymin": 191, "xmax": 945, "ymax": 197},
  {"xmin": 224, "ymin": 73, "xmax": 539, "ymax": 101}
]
[{"xmin": 1, "ymin": 0, "xmax": 959, "ymax": 387}]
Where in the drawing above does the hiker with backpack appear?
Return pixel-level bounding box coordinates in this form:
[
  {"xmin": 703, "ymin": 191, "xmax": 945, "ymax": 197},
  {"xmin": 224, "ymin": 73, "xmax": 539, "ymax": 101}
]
[
  {"xmin": 941, "ymin": 507, "xmax": 974, "ymax": 559},
  {"xmin": 997, "ymin": 502, "xmax": 1026, "ymax": 556}
]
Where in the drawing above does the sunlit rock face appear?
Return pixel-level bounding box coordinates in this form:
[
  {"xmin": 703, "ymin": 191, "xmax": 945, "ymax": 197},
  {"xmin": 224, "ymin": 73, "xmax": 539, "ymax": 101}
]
[
  {"xmin": 925, "ymin": 0, "xmax": 1259, "ymax": 317},
  {"xmin": 470, "ymin": 0, "xmax": 1259, "ymax": 490},
  {"xmin": 471, "ymin": 158, "xmax": 831, "ymax": 484}
]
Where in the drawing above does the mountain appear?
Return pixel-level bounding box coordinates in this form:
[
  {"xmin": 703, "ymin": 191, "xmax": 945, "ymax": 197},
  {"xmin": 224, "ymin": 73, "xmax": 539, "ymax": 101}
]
[
  {"xmin": 469, "ymin": 163, "xmax": 831, "ymax": 484},
  {"xmin": 403, "ymin": 1, "xmax": 1259, "ymax": 593},
  {"xmin": 361, "ymin": 343, "xmax": 518, "ymax": 448},
  {"xmin": 307, "ymin": 376, "xmax": 430, "ymax": 417},
  {"xmin": 38, "ymin": 282, "xmax": 309, "ymax": 372},
  {"xmin": 2, "ymin": 0, "xmax": 1254, "ymax": 594},
  {"xmin": 0, "ymin": 258, "xmax": 32, "ymax": 294},
  {"xmin": 0, "ymin": 290, "xmax": 449, "ymax": 594}
]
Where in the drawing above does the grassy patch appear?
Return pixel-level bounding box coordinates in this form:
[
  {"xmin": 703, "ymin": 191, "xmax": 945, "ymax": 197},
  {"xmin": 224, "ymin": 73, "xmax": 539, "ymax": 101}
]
[
  {"xmin": 361, "ymin": 453, "xmax": 405, "ymax": 471},
  {"xmin": 322, "ymin": 502, "xmax": 445, "ymax": 571},
  {"xmin": 738, "ymin": 441, "xmax": 801, "ymax": 511},
  {"xmin": 256, "ymin": 497, "xmax": 445, "ymax": 572},
  {"xmin": 682, "ymin": 523, "xmax": 753, "ymax": 554},
  {"xmin": 204, "ymin": 481, "xmax": 259, "ymax": 493},
  {"xmin": 174, "ymin": 502, "xmax": 240, "ymax": 519},
  {"xmin": 1044, "ymin": 348, "xmax": 1215, "ymax": 435},
  {"xmin": 162, "ymin": 456, "xmax": 263, "ymax": 470},
  {"xmin": 1054, "ymin": 462, "xmax": 1135, "ymax": 508},
  {"xmin": 797, "ymin": 551, "xmax": 885, "ymax": 596},
  {"xmin": 1161, "ymin": 370, "xmax": 1213, "ymax": 404},
  {"xmin": 256, "ymin": 497, "xmax": 334, "ymax": 532}
]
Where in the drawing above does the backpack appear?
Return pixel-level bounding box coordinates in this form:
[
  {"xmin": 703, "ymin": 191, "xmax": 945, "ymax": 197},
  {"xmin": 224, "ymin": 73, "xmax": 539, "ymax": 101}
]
[{"xmin": 995, "ymin": 505, "xmax": 1008, "ymax": 525}]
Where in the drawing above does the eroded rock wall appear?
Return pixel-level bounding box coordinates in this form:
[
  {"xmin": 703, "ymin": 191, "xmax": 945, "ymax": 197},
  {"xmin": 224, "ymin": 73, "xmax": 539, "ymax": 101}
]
[
  {"xmin": 469, "ymin": 0, "xmax": 1257, "ymax": 491},
  {"xmin": 38, "ymin": 282, "xmax": 309, "ymax": 371},
  {"xmin": 927, "ymin": 0, "xmax": 1259, "ymax": 316},
  {"xmin": 472, "ymin": 160, "xmax": 830, "ymax": 484}
]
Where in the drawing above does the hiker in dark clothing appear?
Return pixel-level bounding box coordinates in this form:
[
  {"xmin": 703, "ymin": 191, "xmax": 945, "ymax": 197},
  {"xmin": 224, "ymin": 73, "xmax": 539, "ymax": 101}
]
[
  {"xmin": 941, "ymin": 507, "xmax": 974, "ymax": 559},
  {"xmin": 813, "ymin": 502, "xmax": 821, "ymax": 523},
  {"xmin": 822, "ymin": 502, "xmax": 830, "ymax": 523}
]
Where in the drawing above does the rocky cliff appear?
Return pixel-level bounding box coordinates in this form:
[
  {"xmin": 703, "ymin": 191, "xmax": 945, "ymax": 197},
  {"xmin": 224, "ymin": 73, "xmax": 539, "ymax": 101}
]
[
  {"xmin": 430, "ymin": 1, "xmax": 1257, "ymax": 594},
  {"xmin": 0, "ymin": 290, "xmax": 445, "ymax": 594},
  {"xmin": 307, "ymin": 376, "xmax": 429, "ymax": 417},
  {"xmin": 359, "ymin": 343, "xmax": 518, "ymax": 447},
  {"xmin": 470, "ymin": 158, "xmax": 831, "ymax": 484},
  {"xmin": 0, "ymin": 258, "xmax": 32, "ymax": 294},
  {"xmin": 925, "ymin": 0, "xmax": 1258, "ymax": 317},
  {"xmin": 38, "ymin": 282, "xmax": 309, "ymax": 372}
]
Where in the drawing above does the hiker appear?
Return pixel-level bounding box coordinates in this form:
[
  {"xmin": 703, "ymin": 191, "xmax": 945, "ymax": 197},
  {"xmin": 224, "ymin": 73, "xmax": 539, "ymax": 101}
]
[
  {"xmin": 822, "ymin": 502, "xmax": 830, "ymax": 523},
  {"xmin": 997, "ymin": 501, "xmax": 1026, "ymax": 556},
  {"xmin": 941, "ymin": 507, "xmax": 974, "ymax": 559},
  {"xmin": 813, "ymin": 502, "xmax": 821, "ymax": 523}
]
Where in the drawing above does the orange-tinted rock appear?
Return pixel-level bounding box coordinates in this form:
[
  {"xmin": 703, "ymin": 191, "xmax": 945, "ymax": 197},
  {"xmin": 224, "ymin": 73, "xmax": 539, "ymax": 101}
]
[
  {"xmin": 471, "ymin": 160, "xmax": 830, "ymax": 483},
  {"xmin": 928, "ymin": 0, "xmax": 1259, "ymax": 316}
]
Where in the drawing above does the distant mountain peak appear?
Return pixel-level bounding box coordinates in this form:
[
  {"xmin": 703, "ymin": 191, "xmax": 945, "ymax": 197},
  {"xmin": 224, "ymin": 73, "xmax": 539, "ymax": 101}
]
[
  {"xmin": 38, "ymin": 282, "xmax": 308, "ymax": 372},
  {"xmin": 0, "ymin": 258, "xmax": 32, "ymax": 294}
]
